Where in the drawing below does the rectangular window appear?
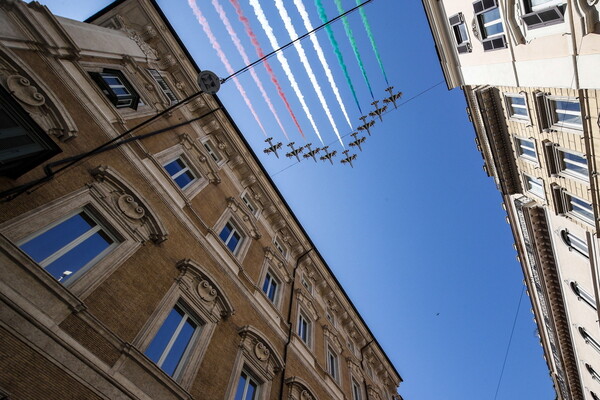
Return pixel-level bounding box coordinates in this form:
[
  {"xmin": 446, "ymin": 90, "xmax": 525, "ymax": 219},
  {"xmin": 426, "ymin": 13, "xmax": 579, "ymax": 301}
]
[
  {"xmin": 301, "ymin": 276, "xmax": 313, "ymax": 294},
  {"xmin": 505, "ymin": 94, "xmax": 529, "ymax": 121},
  {"xmin": 219, "ymin": 221, "xmax": 242, "ymax": 253},
  {"xmin": 515, "ymin": 137, "xmax": 537, "ymax": 162},
  {"xmin": 448, "ymin": 13, "xmax": 471, "ymax": 53},
  {"xmin": 558, "ymin": 149, "xmax": 588, "ymax": 181},
  {"xmin": 262, "ymin": 271, "xmax": 279, "ymax": 303},
  {"xmin": 567, "ymin": 193, "xmax": 594, "ymax": 223},
  {"xmin": 234, "ymin": 370, "xmax": 259, "ymax": 400},
  {"xmin": 241, "ymin": 193, "xmax": 258, "ymax": 216},
  {"xmin": 473, "ymin": 0, "xmax": 507, "ymax": 51},
  {"xmin": 352, "ymin": 379, "xmax": 362, "ymax": 400},
  {"xmin": 298, "ymin": 312, "xmax": 310, "ymax": 345},
  {"xmin": 537, "ymin": 95, "xmax": 583, "ymax": 132},
  {"xmin": 521, "ymin": 1, "xmax": 566, "ymax": 29},
  {"xmin": 561, "ymin": 230, "xmax": 589, "ymax": 258},
  {"xmin": 0, "ymin": 86, "xmax": 61, "ymax": 178},
  {"xmin": 148, "ymin": 69, "xmax": 178, "ymax": 105},
  {"xmin": 203, "ymin": 140, "xmax": 222, "ymax": 163},
  {"xmin": 274, "ymin": 238, "xmax": 287, "ymax": 258},
  {"xmin": 327, "ymin": 347, "xmax": 339, "ymax": 381},
  {"xmin": 163, "ymin": 157, "xmax": 196, "ymax": 189},
  {"xmin": 89, "ymin": 69, "xmax": 140, "ymax": 110},
  {"xmin": 18, "ymin": 209, "xmax": 117, "ymax": 283},
  {"xmin": 524, "ymin": 174, "xmax": 545, "ymax": 199},
  {"xmin": 144, "ymin": 304, "xmax": 201, "ymax": 378}
]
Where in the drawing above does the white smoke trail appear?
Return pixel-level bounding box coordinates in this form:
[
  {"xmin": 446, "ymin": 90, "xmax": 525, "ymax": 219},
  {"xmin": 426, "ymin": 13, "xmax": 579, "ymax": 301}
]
[
  {"xmin": 248, "ymin": 0, "xmax": 324, "ymax": 144},
  {"xmin": 273, "ymin": 0, "xmax": 344, "ymax": 147},
  {"xmin": 211, "ymin": 0, "xmax": 289, "ymax": 140},
  {"xmin": 188, "ymin": 0, "xmax": 267, "ymax": 136},
  {"xmin": 292, "ymin": 0, "xmax": 352, "ymax": 130}
]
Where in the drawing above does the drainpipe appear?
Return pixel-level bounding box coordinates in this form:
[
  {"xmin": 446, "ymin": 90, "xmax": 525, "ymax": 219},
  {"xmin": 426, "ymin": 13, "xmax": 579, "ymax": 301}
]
[
  {"xmin": 278, "ymin": 248, "xmax": 313, "ymax": 399},
  {"xmin": 566, "ymin": 0, "xmax": 581, "ymax": 90},
  {"xmin": 360, "ymin": 340, "xmax": 374, "ymax": 400}
]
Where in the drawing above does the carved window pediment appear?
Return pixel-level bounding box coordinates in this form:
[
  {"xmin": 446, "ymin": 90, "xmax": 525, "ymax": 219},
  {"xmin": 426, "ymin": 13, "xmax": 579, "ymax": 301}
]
[
  {"xmin": 226, "ymin": 197, "xmax": 261, "ymax": 239},
  {"xmin": 285, "ymin": 377, "xmax": 318, "ymax": 400},
  {"xmin": 296, "ymin": 288, "xmax": 318, "ymax": 320},
  {"xmin": 176, "ymin": 259, "xmax": 234, "ymax": 321},
  {"xmin": 238, "ymin": 325, "xmax": 284, "ymax": 380},
  {"xmin": 179, "ymin": 133, "xmax": 221, "ymax": 184},
  {"xmin": 90, "ymin": 166, "xmax": 168, "ymax": 243},
  {"xmin": 264, "ymin": 246, "xmax": 291, "ymax": 283}
]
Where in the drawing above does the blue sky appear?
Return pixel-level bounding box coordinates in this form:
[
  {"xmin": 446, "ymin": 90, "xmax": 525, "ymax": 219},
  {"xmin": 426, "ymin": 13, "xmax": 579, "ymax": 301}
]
[{"xmin": 39, "ymin": 0, "xmax": 555, "ymax": 398}]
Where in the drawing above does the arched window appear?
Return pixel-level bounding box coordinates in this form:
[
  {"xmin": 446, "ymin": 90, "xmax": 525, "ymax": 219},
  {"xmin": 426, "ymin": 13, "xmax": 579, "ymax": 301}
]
[
  {"xmin": 586, "ymin": 363, "xmax": 600, "ymax": 381},
  {"xmin": 560, "ymin": 229, "xmax": 589, "ymax": 258},
  {"xmin": 570, "ymin": 281, "xmax": 597, "ymax": 310},
  {"xmin": 578, "ymin": 327, "xmax": 600, "ymax": 353},
  {"xmin": 591, "ymin": 391, "xmax": 600, "ymax": 400}
]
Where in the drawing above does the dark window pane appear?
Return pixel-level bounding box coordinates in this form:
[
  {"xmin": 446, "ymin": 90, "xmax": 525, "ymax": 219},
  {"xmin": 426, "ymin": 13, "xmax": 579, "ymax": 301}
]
[
  {"xmin": 227, "ymin": 231, "xmax": 240, "ymax": 252},
  {"xmin": 234, "ymin": 373, "xmax": 247, "ymax": 400},
  {"xmin": 160, "ymin": 317, "xmax": 196, "ymax": 376},
  {"xmin": 174, "ymin": 170, "xmax": 194, "ymax": 188},
  {"xmin": 145, "ymin": 307, "xmax": 185, "ymax": 365},
  {"xmin": 220, "ymin": 223, "xmax": 232, "ymax": 242},
  {"xmin": 247, "ymin": 379, "xmax": 257, "ymax": 400},
  {"xmin": 20, "ymin": 212, "xmax": 96, "ymax": 264},
  {"xmin": 262, "ymin": 275, "xmax": 270, "ymax": 293},
  {"xmin": 44, "ymin": 230, "xmax": 112, "ymax": 280},
  {"xmin": 164, "ymin": 159, "xmax": 185, "ymax": 176}
]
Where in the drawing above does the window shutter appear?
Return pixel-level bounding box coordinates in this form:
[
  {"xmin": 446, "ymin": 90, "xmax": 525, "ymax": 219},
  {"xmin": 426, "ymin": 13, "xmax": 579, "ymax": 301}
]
[
  {"xmin": 457, "ymin": 43, "xmax": 472, "ymax": 54},
  {"xmin": 482, "ymin": 35, "xmax": 506, "ymax": 51},
  {"xmin": 542, "ymin": 140, "xmax": 559, "ymax": 177},
  {"xmin": 534, "ymin": 92, "xmax": 551, "ymax": 132},
  {"xmin": 550, "ymin": 184, "xmax": 566, "ymax": 215},
  {"xmin": 521, "ymin": 5, "xmax": 566, "ymax": 29},
  {"xmin": 448, "ymin": 13, "xmax": 462, "ymax": 26}
]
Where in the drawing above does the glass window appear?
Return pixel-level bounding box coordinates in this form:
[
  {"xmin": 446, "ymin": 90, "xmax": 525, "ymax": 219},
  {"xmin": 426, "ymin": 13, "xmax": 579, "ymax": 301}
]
[
  {"xmin": 515, "ymin": 138, "xmax": 537, "ymax": 162},
  {"xmin": 163, "ymin": 157, "xmax": 196, "ymax": 189},
  {"xmin": 327, "ymin": 347, "xmax": 339, "ymax": 380},
  {"xmin": 242, "ymin": 193, "xmax": 257, "ymax": 215},
  {"xmin": 298, "ymin": 312, "xmax": 310, "ymax": 345},
  {"xmin": 234, "ymin": 370, "xmax": 259, "ymax": 400},
  {"xmin": 148, "ymin": 69, "xmax": 178, "ymax": 105},
  {"xmin": 262, "ymin": 271, "xmax": 278, "ymax": 303},
  {"xmin": 448, "ymin": 13, "xmax": 471, "ymax": 53},
  {"xmin": 19, "ymin": 209, "xmax": 117, "ymax": 283},
  {"xmin": 586, "ymin": 363, "xmax": 600, "ymax": 381},
  {"xmin": 561, "ymin": 230, "xmax": 589, "ymax": 258},
  {"xmin": 550, "ymin": 99, "xmax": 582, "ymax": 130},
  {"xmin": 479, "ymin": 8, "xmax": 504, "ymax": 37},
  {"xmin": 301, "ymin": 276, "xmax": 313, "ymax": 294},
  {"xmin": 566, "ymin": 193, "xmax": 594, "ymax": 223},
  {"xmin": 89, "ymin": 69, "xmax": 140, "ymax": 109},
  {"xmin": 579, "ymin": 327, "xmax": 600, "ymax": 353},
  {"xmin": 558, "ymin": 150, "xmax": 588, "ymax": 181},
  {"xmin": 592, "ymin": 391, "xmax": 600, "ymax": 400},
  {"xmin": 524, "ymin": 174, "xmax": 545, "ymax": 199},
  {"xmin": 352, "ymin": 379, "xmax": 362, "ymax": 400},
  {"xmin": 145, "ymin": 304, "xmax": 201, "ymax": 377},
  {"xmin": 274, "ymin": 238, "xmax": 286, "ymax": 257},
  {"xmin": 506, "ymin": 95, "xmax": 529, "ymax": 120},
  {"xmin": 219, "ymin": 221, "xmax": 242, "ymax": 253},
  {"xmin": 570, "ymin": 281, "xmax": 597, "ymax": 310},
  {"xmin": 203, "ymin": 140, "xmax": 222, "ymax": 163}
]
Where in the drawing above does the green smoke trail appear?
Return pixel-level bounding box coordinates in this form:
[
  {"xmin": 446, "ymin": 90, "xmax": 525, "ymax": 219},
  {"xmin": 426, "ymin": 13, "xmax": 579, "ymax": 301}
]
[
  {"xmin": 315, "ymin": 0, "xmax": 362, "ymax": 114},
  {"xmin": 356, "ymin": 0, "xmax": 389, "ymax": 86},
  {"xmin": 333, "ymin": 0, "xmax": 374, "ymax": 100}
]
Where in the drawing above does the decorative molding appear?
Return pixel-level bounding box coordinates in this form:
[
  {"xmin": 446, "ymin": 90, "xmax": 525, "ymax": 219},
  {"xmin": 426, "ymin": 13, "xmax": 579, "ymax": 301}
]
[
  {"xmin": 296, "ymin": 288, "xmax": 318, "ymax": 320},
  {"xmin": 264, "ymin": 246, "xmax": 291, "ymax": 283},
  {"xmin": 176, "ymin": 259, "xmax": 234, "ymax": 320},
  {"xmin": 90, "ymin": 165, "xmax": 168, "ymax": 243},
  {"xmin": 179, "ymin": 133, "xmax": 221, "ymax": 184},
  {"xmin": 238, "ymin": 325, "xmax": 284, "ymax": 379},
  {"xmin": 226, "ymin": 197, "xmax": 261, "ymax": 239},
  {"xmin": 285, "ymin": 377, "xmax": 318, "ymax": 400},
  {"xmin": 7, "ymin": 75, "xmax": 45, "ymax": 106}
]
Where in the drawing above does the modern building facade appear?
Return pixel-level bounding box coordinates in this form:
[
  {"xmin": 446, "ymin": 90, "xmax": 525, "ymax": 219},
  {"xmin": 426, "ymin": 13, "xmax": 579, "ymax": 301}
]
[
  {"xmin": 0, "ymin": 1, "xmax": 402, "ymax": 399},
  {"xmin": 422, "ymin": 0, "xmax": 600, "ymax": 399}
]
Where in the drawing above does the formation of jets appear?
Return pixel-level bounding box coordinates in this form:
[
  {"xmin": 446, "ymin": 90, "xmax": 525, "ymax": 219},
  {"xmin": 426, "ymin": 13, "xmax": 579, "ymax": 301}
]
[{"xmin": 263, "ymin": 87, "xmax": 402, "ymax": 169}]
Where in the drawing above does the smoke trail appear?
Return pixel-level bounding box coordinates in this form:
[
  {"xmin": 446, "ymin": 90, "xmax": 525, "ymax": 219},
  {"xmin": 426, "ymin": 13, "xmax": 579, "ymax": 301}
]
[
  {"xmin": 356, "ymin": 0, "xmax": 389, "ymax": 86},
  {"xmin": 188, "ymin": 0, "xmax": 267, "ymax": 136},
  {"xmin": 248, "ymin": 0, "xmax": 323, "ymax": 144},
  {"xmin": 273, "ymin": 0, "xmax": 344, "ymax": 147},
  {"xmin": 229, "ymin": 0, "xmax": 304, "ymax": 138},
  {"xmin": 211, "ymin": 0, "xmax": 289, "ymax": 140},
  {"xmin": 314, "ymin": 0, "xmax": 362, "ymax": 115},
  {"xmin": 333, "ymin": 0, "xmax": 374, "ymax": 99},
  {"xmin": 293, "ymin": 0, "xmax": 352, "ymax": 130}
]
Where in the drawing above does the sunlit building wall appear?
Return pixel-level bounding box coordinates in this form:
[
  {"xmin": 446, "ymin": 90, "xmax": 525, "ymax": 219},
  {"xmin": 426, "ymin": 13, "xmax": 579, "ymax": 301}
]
[
  {"xmin": 0, "ymin": 1, "xmax": 402, "ymax": 399},
  {"xmin": 422, "ymin": 0, "xmax": 600, "ymax": 399}
]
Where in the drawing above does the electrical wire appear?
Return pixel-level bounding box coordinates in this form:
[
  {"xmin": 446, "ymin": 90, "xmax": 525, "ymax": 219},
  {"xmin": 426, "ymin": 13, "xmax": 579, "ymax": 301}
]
[
  {"xmin": 493, "ymin": 284, "xmax": 525, "ymax": 400},
  {"xmin": 271, "ymin": 80, "xmax": 446, "ymax": 177}
]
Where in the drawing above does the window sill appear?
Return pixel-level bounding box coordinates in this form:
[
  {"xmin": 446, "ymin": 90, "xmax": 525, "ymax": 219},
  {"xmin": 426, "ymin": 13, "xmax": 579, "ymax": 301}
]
[{"xmin": 323, "ymin": 373, "xmax": 344, "ymax": 400}]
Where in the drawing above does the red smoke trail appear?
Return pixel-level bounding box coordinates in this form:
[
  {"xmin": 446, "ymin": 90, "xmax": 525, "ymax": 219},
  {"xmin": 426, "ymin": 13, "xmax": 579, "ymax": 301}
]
[
  {"xmin": 188, "ymin": 0, "xmax": 267, "ymax": 136},
  {"xmin": 229, "ymin": 0, "xmax": 305, "ymax": 139},
  {"xmin": 212, "ymin": 0, "xmax": 289, "ymax": 140}
]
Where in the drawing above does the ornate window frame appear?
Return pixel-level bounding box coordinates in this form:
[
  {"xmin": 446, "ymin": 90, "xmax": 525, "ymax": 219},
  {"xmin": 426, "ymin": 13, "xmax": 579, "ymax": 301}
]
[
  {"xmin": 154, "ymin": 142, "xmax": 210, "ymax": 200},
  {"xmin": 225, "ymin": 326, "xmax": 283, "ymax": 400},
  {"xmin": 0, "ymin": 166, "xmax": 167, "ymax": 299},
  {"xmin": 285, "ymin": 377, "xmax": 318, "ymax": 400},
  {"xmin": 133, "ymin": 259, "xmax": 233, "ymax": 389},
  {"xmin": 213, "ymin": 198, "xmax": 261, "ymax": 261}
]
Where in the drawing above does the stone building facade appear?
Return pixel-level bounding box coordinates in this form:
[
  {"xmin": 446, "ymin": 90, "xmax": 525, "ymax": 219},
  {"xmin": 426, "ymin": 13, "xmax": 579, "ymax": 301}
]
[
  {"xmin": 0, "ymin": 1, "xmax": 402, "ymax": 399},
  {"xmin": 422, "ymin": 0, "xmax": 600, "ymax": 398}
]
